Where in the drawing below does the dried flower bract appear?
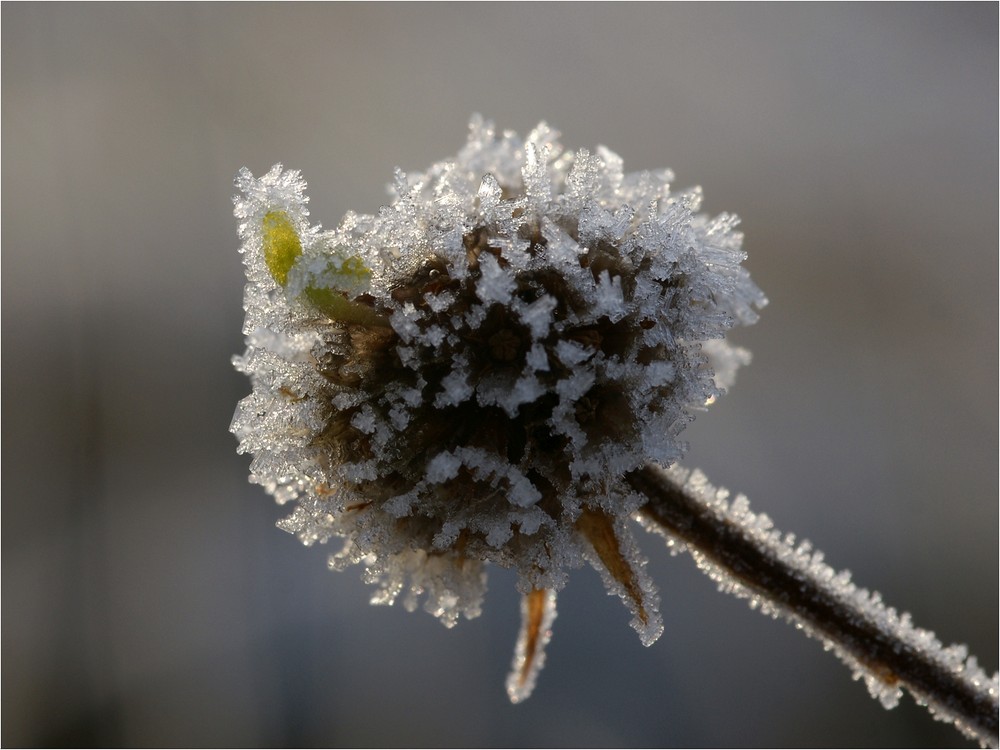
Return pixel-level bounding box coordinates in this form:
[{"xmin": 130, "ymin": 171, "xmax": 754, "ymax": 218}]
[{"xmin": 232, "ymin": 116, "xmax": 766, "ymax": 700}]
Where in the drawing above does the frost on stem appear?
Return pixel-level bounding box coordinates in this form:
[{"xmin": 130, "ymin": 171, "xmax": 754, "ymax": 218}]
[
  {"xmin": 630, "ymin": 463, "xmax": 999, "ymax": 748},
  {"xmin": 231, "ymin": 116, "xmax": 764, "ymax": 700}
]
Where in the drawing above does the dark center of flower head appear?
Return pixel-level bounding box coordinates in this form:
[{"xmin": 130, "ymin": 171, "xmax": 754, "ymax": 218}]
[{"xmin": 308, "ymin": 222, "xmax": 692, "ymax": 565}]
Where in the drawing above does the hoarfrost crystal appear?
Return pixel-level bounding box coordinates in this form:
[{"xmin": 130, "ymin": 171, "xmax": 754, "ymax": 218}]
[{"xmin": 231, "ymin": 116, "xmax": 765, "ymax": 700}]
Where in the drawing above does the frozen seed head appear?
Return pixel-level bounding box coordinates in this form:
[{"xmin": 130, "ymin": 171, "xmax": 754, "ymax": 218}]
[{"xmin": 231, "ymin": 116, "xmax": 766, "ymax": 701}]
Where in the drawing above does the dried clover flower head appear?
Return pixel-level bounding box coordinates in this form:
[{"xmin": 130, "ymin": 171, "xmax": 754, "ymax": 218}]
[{"xmin": 232, "ymin": 116, "xmax": 766, "ymax": 701}]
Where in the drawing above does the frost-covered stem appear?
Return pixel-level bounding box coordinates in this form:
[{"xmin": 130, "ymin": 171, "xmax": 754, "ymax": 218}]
[{"xmin": 627, "ymin": 463, "xmax": 999, "ymax": 748}]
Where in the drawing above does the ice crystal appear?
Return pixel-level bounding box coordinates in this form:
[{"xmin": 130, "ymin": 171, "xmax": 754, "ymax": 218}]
[{"xmin": 231, "ymin": 116, "xmax": 765, "ymax": 700}]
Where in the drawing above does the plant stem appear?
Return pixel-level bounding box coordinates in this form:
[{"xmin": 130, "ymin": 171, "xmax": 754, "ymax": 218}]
[{"xmin": 626, "ymin": 462, "xmax": 998, "ymax": 748}]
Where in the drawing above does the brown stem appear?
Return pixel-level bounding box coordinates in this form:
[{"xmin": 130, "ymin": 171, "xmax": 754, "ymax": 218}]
[{"xmin": 626, "ymin": 462, "xmax": 998, "ymax": 748}]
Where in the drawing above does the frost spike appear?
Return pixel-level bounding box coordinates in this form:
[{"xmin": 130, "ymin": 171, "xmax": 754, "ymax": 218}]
[{"xmin": 506, "ymin": 588, "xmax": 557, "ymax": 704}]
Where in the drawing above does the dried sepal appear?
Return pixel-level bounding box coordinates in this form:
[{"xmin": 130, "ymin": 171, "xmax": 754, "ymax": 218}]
[
  {"xmin": 577, "ymin": 506, "xmax": 663, "ymax": 646},
  {"xmin": 506, "ymin": 588, "xmax": 558, "ymax": 704}
]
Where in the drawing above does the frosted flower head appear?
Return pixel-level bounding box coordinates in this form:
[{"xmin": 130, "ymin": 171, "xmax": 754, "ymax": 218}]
[{"xmin": 231, "ymin": 116, "xmax": 765, "ymax": 701}]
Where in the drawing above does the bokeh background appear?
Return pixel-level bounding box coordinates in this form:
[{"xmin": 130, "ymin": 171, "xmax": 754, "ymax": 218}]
[{"xmin": 3, "ymin": 4, "xmax": 996, "ymax": 747}]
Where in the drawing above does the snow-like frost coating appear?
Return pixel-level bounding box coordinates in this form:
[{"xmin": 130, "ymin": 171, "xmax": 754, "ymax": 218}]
[{"xmin": 231, "ymin": 116, "xmax": 765, "ymax": 699}]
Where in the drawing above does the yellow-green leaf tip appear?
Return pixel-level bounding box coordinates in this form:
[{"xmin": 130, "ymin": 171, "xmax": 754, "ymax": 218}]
[
  {"xmin": 335, "ymin": 254, "xmax": 372, "ymax": 287},
  {"xmin": 262, "ymin": 210, "xmax": 301, "ymax": 286}
]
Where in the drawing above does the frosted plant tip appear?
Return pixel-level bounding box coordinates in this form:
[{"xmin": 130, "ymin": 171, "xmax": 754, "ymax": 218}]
[{"xmin": 231, "ymin": 116, "xmax": 765, "ymax": 701}]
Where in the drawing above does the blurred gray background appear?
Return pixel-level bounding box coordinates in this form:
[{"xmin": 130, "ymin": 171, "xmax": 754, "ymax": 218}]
[{"xmin": 3, "ymin": 3, "xmax": 996, "ymax": 747}]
